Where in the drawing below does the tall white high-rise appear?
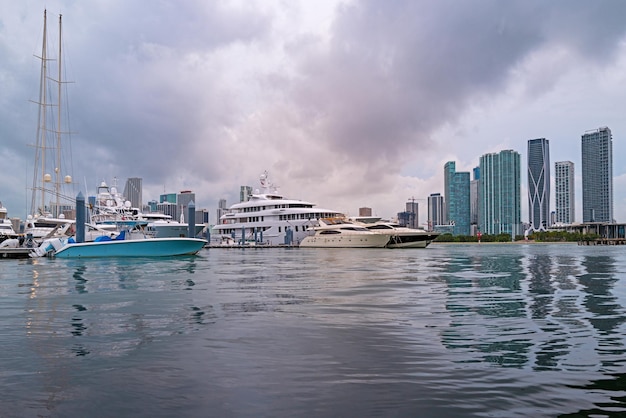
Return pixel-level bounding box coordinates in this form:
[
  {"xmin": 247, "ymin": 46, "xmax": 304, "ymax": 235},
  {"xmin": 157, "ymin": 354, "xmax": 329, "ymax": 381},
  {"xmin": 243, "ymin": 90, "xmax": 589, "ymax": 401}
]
[{"xmin": 554, "ymin": 161, "xmax": 575, "ymax": 224}]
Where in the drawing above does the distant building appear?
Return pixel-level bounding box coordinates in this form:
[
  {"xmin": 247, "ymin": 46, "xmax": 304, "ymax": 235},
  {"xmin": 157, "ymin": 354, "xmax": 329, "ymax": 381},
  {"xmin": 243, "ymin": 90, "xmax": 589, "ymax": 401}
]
[
  {"xmin": 359, "ymin": 207, "xmax": 372, "ymax": 217},
  {"xmin": 582, "ymin": 127, "xmax": 613, "ymax": 223},
  {"xmin": 123, "ymin": 177, "xmax": 143, "ymax": 209},
  {"xmin": 156, "ymin": 201, "xmax": 177, "ymax": 219},
  {"xmin": 479, "ymin": 150, "xmax": 521, "ymax": 237},
  {"xmin": 444, "ymin": 161, "xmax": 470, "ymax": 235},
  {"xmin": 240, "ymin": 186, "xmax": 253, "ymax": 202},
  {"xmin": 397, "ymin": 211, "xmax": 416, "ymax": 229},
  {"xmin": 528, "ymin": 138, "xmax": 550, "ymax": 231},
  {"xmin": 177, "ymin": 191, "xmax": 195, "ymax": 222},
  {"xmin": 554, "ymin": 161, "xmax": 575, "ymax": 224},
  {"xmin": 217, "ymin": 198, "xmax": 228, "ymax": 224},
  {"xmin": 160, "ymin": 193, "xmax": 177, "ymax": 204},
  {"xmin": 470, "ymin": 167, "xmax": 480, "ymax": 227},
  {"xmin": 405, "ymin": 201, "xmax": 419, "ymax": 229},
  {"xmin": 427, "ymin": 193, "xmax": 444, "ymax": 231}
]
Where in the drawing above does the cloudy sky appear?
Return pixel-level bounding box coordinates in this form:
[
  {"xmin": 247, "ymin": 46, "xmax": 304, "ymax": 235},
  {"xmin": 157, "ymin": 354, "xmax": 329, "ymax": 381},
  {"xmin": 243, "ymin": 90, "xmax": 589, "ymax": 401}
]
[{"xmin": 1, "ymin": 0, "xmax": 625, "ymax": 226}]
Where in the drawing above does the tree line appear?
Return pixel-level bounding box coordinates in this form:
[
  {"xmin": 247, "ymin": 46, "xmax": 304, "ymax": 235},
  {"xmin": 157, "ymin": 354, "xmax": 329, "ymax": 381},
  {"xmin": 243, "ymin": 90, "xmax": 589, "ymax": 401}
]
[{"xmin": 434, "ymin": 230, "xmax": 600, "ymax": 243}]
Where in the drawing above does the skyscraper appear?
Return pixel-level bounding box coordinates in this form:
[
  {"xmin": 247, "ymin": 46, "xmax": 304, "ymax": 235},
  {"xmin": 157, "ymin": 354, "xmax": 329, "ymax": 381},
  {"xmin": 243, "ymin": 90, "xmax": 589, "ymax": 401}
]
[
  {"xmin": 427, "ymin": 193, "xmax": 444, "ymax": 231},
  {"xmin": 554, "ymin": 161, "xmax": 575, "ymax": 224},
  {"xmin": 405, "ymin": 200, "xmax": 418, "ymax": 229},
  {"xmin": 470, "ymin": 167, "xmax": 480, "ymax": 227},
  {"xmin": 177, "ymin": 190, "xmax": 196, "ymax": 222},
  {"xmin": 217, "ymin": 198, "xmax": 228, "ymax": 224},
  {"xmin": 444, "ymin": 161, "xmax": 470, "ymax": 235},
  {"xmin": 240, "ymin": 185, "xmax": 253, "ymax": 202},
  {"xmin": 479, "ymin": 150, "xmax": 521, "ymax": 237},
  {"xmin": 123, "ymin": 177, "xmax": 143, "ymax": 209},
  {"xmin": 581, "ymin": 127, "xmax": 613, "ymax": 223},
  {"xmin": 527, "ymin": 138, "xmax": 550, "ymax": 231}
]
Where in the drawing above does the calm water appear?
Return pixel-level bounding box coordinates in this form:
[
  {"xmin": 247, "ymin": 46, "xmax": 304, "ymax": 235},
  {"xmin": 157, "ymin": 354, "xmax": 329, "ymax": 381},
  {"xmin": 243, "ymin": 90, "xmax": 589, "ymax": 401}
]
[{"xmin": 1, "ymin": 243, "xmax": 626, "ymax": 417}]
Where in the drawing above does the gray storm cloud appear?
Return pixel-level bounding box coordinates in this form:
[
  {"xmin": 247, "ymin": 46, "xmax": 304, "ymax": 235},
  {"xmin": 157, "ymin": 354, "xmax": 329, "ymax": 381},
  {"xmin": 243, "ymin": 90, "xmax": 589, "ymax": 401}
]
[{"xmin": 1, "ymin": 0, "xmax": 626, "ymax": 218}]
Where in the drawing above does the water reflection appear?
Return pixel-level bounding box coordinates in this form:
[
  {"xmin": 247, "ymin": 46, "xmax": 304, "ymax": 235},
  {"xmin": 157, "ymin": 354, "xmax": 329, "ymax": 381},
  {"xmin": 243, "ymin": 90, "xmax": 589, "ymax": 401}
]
[
  {"xmin": 440, "ymin": 248, "xmax": 529, "ymax": 367},
  {"xmin": 580, "ymin": 255, "xmax": 623, "ymax": 334},
  {"xmin": 73, "ymin": 265, "xmax": 88, "ymax": 294},
  {"xmin": 438, "ymin": 246, "xmax": 626, "ymax": 373},
  {"xmin": 560, "ymin": 372, "xmax": 626, "ymax": 416}
]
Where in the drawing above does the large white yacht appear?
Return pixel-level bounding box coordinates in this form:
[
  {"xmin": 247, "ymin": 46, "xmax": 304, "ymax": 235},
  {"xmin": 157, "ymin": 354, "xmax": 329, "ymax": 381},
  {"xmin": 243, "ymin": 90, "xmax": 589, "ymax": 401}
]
[
  {"xmin": 350, "ymin": 217, "xmax": 440, "ymax": 248},
  {"xmin": 212, "ymin": 172, "xmax": 344, "ymax": 246},
  {"xmin": 300, "ymin": 218, "xmax": 390, "ymax": 248}
]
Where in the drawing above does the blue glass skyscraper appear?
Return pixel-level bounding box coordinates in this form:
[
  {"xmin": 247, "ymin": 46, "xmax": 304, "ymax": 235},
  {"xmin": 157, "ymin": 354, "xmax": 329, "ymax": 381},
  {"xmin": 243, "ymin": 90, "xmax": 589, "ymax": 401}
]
[
  {"xmin": 444, "ymin": 161, "xmax": 470, "ymax": 236},
  {"xmin": 479, "ymin": 150, "xmax": 521, "ymax": 237}
]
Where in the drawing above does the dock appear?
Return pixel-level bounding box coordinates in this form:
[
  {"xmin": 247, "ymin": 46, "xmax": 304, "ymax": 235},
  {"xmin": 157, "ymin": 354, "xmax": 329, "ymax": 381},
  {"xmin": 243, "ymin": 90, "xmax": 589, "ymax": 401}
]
[{"xmin": 0, "ymin": 248, "xmax": 33, "ymax": 259}]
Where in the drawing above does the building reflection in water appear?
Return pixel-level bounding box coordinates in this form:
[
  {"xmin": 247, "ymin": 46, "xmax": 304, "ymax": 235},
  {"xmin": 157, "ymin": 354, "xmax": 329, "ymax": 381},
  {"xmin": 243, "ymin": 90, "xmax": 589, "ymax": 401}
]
[{"xmin": 439, "ymin": 247, "xmax": 625, "ymax": 372}]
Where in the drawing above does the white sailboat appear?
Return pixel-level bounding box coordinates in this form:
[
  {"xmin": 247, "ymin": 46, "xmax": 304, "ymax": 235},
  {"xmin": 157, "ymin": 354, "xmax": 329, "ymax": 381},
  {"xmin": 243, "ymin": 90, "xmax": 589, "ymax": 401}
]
[{"xmin": 25, "ymin": 10, "xmax": 75, "ymax": 240}]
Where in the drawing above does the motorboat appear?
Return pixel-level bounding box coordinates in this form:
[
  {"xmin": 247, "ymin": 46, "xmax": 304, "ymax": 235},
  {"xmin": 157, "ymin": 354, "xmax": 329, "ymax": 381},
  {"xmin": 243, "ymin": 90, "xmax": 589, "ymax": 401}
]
[
  {"xmin": 299, "ymin": 218, "xmax": 390, "ymax": 248},
  {"xmin": 31, "ymin": 227, "xmax": 207, "ymax": 258},
  {"xmin": 0, "ymin": 202, "xmax": 17, "ymax": 241},
  {"xmin": 350, "ymin": 217, "xmax": 440, "ymax": 248},
  {"xmin": 212, "ymin": 171, "xmax": 344, "ymax": 246}
]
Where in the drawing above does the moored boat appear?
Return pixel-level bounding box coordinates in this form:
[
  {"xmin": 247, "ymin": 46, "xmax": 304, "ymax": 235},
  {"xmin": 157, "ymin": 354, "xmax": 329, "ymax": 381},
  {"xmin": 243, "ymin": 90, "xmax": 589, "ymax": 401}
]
[
  {"xmin": 0, "ymin": 202, "xmax": 18, "ymax": 242},
  {"xmin": 299, "ymin": 218, "xmax": 390, "ymax": 248},
  {"xmin": 32, "ymin": 228, "xmax": 207, "ymax": 258},
  {"xmin": 212, "ymin": 171, "xmax": 344, "ymax": 246},
  {"xmin": 350, "ymin": 217, "xmax": 440, "ymax": 248}
]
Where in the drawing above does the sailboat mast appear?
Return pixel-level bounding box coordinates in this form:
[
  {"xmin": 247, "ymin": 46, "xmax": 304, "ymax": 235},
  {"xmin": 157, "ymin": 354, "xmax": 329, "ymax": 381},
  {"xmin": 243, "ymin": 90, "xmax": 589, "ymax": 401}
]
[
  {"xmin": 39, "ymin": 10, "xmax": 48, "ymax": 216},
  {"xmin": 55, "ymin": 13, "xmax": 62, "ymax": 218}
]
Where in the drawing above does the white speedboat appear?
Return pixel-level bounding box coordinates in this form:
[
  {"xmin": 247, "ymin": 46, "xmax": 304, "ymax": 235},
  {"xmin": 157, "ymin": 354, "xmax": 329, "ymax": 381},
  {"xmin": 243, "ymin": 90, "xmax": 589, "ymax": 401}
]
[
  {"xmin": 212, "ymin": 171, "xmax": 344, "ymax": 246},
  {"xmin": 350, "ymin": 217, "xmax": 440, "ymax": 248},
  {"xmin": 299, "ymin": 218, "xmax": 390, "ymax": 248}
]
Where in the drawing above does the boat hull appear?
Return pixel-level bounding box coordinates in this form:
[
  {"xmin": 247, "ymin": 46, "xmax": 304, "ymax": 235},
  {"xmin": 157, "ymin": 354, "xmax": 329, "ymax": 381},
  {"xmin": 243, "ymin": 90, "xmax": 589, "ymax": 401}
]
[
  {"xmin": 299, "ymin": 234, "xmax": 389, "ymax": 248},
  {"xmin": 385, "ymin": 233, "xmax": 439, "ymax": 248},
  {"xmin": 53, "ymin": 238, "xmax": 207, "ymax": 258}
]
